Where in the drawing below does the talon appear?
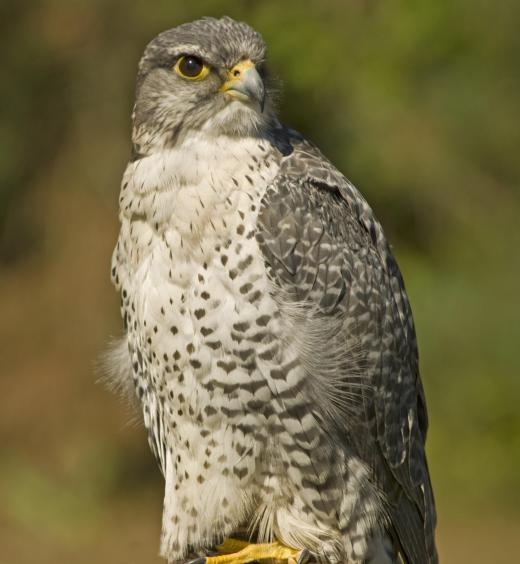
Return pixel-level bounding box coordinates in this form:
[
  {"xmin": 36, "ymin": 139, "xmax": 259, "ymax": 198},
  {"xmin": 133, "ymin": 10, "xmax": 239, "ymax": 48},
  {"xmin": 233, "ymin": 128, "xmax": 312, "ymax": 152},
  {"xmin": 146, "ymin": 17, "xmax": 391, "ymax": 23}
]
[
  {"xmin": 199, "ymin": 539, "xmax": 307, "ymax": 563},
  {"xmin": 216, "ymin": 538, "xmax": 251, "ymax": 554}
]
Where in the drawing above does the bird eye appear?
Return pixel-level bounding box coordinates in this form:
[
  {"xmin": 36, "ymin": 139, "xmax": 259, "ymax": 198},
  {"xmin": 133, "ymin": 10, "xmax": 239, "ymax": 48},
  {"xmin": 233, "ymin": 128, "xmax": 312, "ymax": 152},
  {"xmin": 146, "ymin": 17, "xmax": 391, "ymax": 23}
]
[{"xmin": 174, "ymin": 55, "xmax": 209, "ymax": 80}]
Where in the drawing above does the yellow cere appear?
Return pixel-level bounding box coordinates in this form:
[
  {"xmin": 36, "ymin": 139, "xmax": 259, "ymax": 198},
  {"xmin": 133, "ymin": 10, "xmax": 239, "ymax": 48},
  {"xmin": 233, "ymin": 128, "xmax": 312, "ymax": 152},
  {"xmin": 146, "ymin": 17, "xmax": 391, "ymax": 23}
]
[{"xmin": 220, "ymin": 59, "xmax": 255, "ymax": 92}]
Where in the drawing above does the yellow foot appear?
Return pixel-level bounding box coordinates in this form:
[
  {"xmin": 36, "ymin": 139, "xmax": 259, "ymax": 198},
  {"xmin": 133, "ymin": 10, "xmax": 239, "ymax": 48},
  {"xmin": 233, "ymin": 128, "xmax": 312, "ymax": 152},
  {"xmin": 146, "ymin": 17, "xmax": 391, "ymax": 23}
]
[{"xmin": 187, "ymin": 538, "xmax": 310, "ymax": 564}]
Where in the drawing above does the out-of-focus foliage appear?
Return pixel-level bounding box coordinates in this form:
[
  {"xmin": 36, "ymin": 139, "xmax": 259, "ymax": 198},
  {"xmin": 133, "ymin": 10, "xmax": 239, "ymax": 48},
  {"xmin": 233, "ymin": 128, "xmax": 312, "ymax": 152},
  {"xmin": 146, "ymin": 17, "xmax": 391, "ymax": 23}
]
[{"xmin": 1, "ymin": 1, "xmax": 519, "ymax": 562}]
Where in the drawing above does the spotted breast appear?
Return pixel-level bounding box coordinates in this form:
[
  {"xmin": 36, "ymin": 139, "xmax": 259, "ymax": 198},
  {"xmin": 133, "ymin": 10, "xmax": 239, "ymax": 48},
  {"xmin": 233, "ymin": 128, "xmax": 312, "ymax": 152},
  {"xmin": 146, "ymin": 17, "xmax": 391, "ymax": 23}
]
[{"xmin": 112, "ymin": 130, "xmax": 296, "ymax": 558}]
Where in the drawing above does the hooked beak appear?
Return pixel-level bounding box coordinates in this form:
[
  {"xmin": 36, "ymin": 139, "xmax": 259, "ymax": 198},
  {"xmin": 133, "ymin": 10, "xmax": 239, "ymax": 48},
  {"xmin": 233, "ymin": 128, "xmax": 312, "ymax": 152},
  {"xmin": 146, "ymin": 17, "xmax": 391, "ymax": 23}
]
[{"xmin": 220, "ymin": 60, "xmax": 266, "ymax": 112}]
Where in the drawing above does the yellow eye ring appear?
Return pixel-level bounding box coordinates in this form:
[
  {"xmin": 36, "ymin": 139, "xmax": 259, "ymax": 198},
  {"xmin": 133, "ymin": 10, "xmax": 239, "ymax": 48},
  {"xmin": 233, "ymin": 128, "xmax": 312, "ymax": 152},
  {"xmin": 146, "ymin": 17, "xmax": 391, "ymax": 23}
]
[{"xmin": 174, "ymin": 55, "xmax": 209, "ymax": 81}]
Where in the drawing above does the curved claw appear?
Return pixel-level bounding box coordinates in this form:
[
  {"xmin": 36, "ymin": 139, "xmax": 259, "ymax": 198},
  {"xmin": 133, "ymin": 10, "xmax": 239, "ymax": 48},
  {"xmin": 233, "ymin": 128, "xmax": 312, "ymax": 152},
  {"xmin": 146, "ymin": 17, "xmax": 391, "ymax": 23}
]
[{"xmin": 296, "ymin": 548, "xmax": 312, "ymax": 564}]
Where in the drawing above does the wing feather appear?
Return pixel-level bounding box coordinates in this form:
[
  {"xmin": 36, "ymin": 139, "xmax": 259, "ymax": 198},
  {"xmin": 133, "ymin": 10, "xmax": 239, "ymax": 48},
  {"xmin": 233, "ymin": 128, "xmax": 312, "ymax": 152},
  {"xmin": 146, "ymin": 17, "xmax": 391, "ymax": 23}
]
[{"xmin": 257, "ymin": 130, "xmax": 437, "ymax": 563}]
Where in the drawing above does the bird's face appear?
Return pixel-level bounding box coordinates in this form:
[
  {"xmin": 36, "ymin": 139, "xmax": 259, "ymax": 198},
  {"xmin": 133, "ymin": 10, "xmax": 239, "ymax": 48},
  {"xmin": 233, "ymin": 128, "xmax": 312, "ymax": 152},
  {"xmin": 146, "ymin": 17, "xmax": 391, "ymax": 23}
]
[{"xmin": 132, "ymin": 17, "xmax": 274, "ymax": 154}]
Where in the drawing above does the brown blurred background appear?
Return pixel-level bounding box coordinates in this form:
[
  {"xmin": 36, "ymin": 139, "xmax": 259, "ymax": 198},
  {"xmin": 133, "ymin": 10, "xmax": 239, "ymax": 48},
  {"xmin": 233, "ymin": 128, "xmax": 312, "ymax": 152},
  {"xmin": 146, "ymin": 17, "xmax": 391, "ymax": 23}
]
[{"xmin": 1, "ymin": 1, "xmax": 519, "ymax": 562}]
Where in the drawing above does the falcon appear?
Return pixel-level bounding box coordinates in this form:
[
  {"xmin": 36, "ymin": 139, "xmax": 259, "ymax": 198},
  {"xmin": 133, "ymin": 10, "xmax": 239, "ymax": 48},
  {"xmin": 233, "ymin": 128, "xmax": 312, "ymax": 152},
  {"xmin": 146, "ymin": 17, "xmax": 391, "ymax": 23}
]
[{"xmin": 110, "ymin": 16, "xmax": 437, "ymax": 564}]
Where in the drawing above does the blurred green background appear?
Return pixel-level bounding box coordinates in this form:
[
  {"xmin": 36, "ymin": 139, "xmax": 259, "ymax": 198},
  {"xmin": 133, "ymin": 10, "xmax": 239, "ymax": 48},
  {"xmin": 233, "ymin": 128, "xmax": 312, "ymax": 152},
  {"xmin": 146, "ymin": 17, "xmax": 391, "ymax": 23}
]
[{"xmin": 1, "ymin": 1, "xmax": 519, "ymax": 562}]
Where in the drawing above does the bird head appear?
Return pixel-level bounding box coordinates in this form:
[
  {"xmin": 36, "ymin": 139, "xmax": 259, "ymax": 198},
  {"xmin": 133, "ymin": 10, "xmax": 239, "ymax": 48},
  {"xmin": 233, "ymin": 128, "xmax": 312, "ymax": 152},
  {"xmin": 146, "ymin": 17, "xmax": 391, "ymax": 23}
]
[{"xmin": 132, "ymin": 17, "xmax": 276, "ymax": 154}]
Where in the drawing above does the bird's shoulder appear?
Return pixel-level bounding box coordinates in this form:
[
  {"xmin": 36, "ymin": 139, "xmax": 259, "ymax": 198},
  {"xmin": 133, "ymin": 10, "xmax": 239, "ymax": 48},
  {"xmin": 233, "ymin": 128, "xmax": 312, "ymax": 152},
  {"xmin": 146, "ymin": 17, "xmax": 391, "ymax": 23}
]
[{"xmin": 259, "ymin": 126, "xmax": 407, "ymax": 326}]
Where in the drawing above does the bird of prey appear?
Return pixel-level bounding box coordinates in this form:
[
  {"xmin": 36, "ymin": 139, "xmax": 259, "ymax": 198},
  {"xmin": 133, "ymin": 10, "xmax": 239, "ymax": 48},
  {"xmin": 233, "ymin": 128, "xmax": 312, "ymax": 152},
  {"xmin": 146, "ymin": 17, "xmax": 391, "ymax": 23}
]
[{"xmin": 109, "ymin": 16, "xmax": 437, "ymax": 564}]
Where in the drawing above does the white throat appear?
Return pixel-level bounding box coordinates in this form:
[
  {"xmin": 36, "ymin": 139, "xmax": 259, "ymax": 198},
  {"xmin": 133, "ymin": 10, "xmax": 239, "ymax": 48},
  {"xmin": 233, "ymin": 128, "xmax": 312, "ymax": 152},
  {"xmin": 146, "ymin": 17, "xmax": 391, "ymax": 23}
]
[{"xmin": 118, "ymin": 129, "xmax": 280, "ymax": 264}]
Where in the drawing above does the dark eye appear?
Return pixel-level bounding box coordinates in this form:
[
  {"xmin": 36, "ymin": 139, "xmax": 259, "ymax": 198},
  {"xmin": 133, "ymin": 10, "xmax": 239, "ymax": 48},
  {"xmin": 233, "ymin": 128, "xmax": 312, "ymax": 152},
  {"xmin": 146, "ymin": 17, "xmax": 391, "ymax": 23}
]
[{"xmin": 175, "ymin": 55, "xmax": 208, "ymax": 80}]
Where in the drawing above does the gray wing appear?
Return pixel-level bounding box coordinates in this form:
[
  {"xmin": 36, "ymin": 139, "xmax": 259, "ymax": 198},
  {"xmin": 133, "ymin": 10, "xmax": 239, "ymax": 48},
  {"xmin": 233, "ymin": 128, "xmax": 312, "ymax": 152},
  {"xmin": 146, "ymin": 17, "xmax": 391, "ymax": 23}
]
[{"xmin": 257, "ymin": 130, "xmax": 437, "ymax": 563}]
